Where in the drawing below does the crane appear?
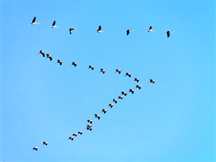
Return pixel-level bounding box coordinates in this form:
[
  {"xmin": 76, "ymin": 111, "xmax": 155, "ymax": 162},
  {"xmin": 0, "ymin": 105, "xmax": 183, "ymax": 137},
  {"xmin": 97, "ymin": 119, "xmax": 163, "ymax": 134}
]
[
  {"xmin": 30, "ymin": 17, "xmax": 39, "ymax": 25},
  {"xmin": 97, "ymin": 25, "xmax": 105, "ymax": 33},
  {"xmin": 166, "ymin": 30, "xmax": 174, "ymax": 37},
  {"xmin": 126, "ymin": 29, "xmax": 134, "ymax": 35},
  {"xmin": 50, "ymin": 21, "xmax": 59, "ymax": 28},
  {"xmin": 147, "ymin": 26, "xmax": 156, "ymax": 32},
  {"xmin": 69, "ymin": 27, "xmax": 77, "ymax": 34},
  {"xmin": 46, "ymin": 54, "xmax": 53, "ymax": 61}
]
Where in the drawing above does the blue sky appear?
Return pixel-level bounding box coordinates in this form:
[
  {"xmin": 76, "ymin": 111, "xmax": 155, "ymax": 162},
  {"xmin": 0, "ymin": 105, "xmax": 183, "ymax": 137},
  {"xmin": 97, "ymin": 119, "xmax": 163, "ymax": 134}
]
[{"xmin": 1, "ymin": 0, "xmax": 215, "ymax": 161}]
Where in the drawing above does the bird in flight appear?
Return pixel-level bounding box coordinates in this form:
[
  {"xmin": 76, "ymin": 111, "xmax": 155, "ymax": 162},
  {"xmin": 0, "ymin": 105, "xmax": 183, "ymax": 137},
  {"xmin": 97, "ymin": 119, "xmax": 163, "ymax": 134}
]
[
  {"xmin": 97, "ymin": 25, "xmax": 105, "ymax": 33},
  {"xmin": 32, "ymin": 147, "xmax": 39, "ymax": 151},
  {"xmin": 149, "ymin": 79, "xmax": 157, "ymax": 84},
  {"xmin": 126, "ymin": 29, "xmax": 134, "ymax": 35},
  {"xmin": 46, "ymin": 54, "xmax": 53, "ymax": 61},
  {"xmin": 50, "ymin": 21, "xmax": 59, "ymax": 28},
  {"xmin": 30, "ymin": 17, "xmax": 39, "ymax": 25},
  {"xmin": 147, "ymin": 26, "xmax": 156, "ymax": 32},
  {"xmin": 57, "ymin": 60, "xmax": 63, "ymax": 65},
  {"xmin": 39, "ymin": 50, "xmax": 45, "ymax": 57},
  {"xmin": 69, "ymin": 27, "xmax": 77, "ymax": 34},
  {"xmin": 166, "ymin": 30, "xmax": 174, "ymax": 37}
]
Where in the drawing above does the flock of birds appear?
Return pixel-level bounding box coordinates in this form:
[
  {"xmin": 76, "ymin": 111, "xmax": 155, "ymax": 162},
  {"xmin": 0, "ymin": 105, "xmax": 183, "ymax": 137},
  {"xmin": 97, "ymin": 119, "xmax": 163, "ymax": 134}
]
[
  {"xmin": 30, "ymin": 16, "xmax": 174, "ymax": 37},
  {"xmin": 31, "ymin": 16, "xmax": 164, "ymax": 151}
]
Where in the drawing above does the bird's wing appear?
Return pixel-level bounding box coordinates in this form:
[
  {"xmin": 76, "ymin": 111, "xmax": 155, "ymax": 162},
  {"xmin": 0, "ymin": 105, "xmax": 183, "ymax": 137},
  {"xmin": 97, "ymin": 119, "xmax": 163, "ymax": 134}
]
[
  {"xmin": 167, "ymin": 31, "xmax": 170, "ymax": 37},
  {"xmin": 99, "ymin": 25, "xmax": 101, "ymax": 30},
  {"xmin": 127, "ymin": 30, "xmax": 129, "ymax": 35},
  {"xmin": 149, "ymin": 26, "xmax": 152, "ymax": 30},
  {"xmin": 52, "ymin": 21, "xmax": 56, "ymax": 26},
  {"xmin": 32, "ymin": 17, "xmax": 36, "ymax": 23}
]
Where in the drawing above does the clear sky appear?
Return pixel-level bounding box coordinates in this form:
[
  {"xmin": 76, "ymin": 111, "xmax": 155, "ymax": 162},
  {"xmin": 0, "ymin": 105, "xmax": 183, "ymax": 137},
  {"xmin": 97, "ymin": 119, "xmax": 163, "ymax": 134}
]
[{"xmin": 1, "ymin": 0, "xmax": 215, "ymax": 162}]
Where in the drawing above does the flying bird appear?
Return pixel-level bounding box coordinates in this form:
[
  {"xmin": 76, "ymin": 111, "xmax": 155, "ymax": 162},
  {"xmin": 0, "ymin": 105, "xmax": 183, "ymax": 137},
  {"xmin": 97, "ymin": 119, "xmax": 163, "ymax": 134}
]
[
  {"xmin": 30, "ymin": 17, "xmax": 39, "ymax": 25},
  {"xmin": 88, "ymin": 65, "xmax": 95, "ymax": 70},
  {"xmin": 87, "ymin": 119, "xmax": 93, "ymax": 124},
  {"xmin": 50, "ymin": 21, "xmax": 59, "ymax": 28},
  {"xmin": 97, "ymin": 25, "xmax": 105, "ymax": 33},
  {"xmin": 125, "ymin": 72, "xmax": 132, "ymax": 77},
  {"xmin": 32, "ymin": 147, "xmax": 39, "ymax": 151},
  {"xmin": 68, "ymin": 136, "xmax": 74, "ymax": 141},
  {"xmin": 78, "ymin": 131, "xmax": 83, "ymax": 135},
  {"xmin": 42, "ymin": 142, "xmax": 48, "ymax": 145},
  {"xmin": 121, "ymin": 91, "xmax": 127, "ymax": 96},
  {"xmin": 94, "ymin": 114, "xmax": 101, "ymax": 120},
  {"xmin": 149, "ymin": 79, "xmax": 156, "ymax": 84},
  {"xmin": 166, "ymin": 30, "xmax": 174, "ymax": 37},
  {"xmin": 147, "ymin": 26, "xmax": 156, "ymax": 32},
  {"xmin": 113, "ymin": 99, "xmax": 119, "ymax": 104},
  {"xmin": 72, "ymin": 62, "xmax": 79, "ymax": 67},
  {"xmin": 102, "ymin": 109, "xmax": 108, "ymax": 114},
  {"xmin": 126, "ymin": 29, "xmax": 134, "ymax": 35},
  {"xmin": 69, "ymin": 27, "xmax": 76, "ymax": 34},
  {"xmin": 73, "ymin": 133, "xmax": 78, "ymax": 137},
  {"xmin": 116, "ymin": 69, "xmax": 123, "ymax": 74},
  {"xmin": 46, "ymin": 54, "xmax": 53, "ymax": 61},
  {"xmin": 87, "ymin": 125, "xmax": 93, "ymax": 131},
  {"xmin": 99, "ymin": 68, "xmax": 107, "ymax": 74},
  {"xmin": 134, "ymin": 78, "xmax": 141, "ymax": 82},
  {"xmin": 86, "ymin": 126, "xmax": 93, "ymax": 131},
  {"xmin": 57, "ymin": 60, "xmax": 63, "ymax": 65},
  {"xmin": 108, "ymin": 103, "xmax": 115, "ymax": 108},
  {"xmin": 129, "ymin": 89, "xmax": 136, "ymax": 94},
  {"xmin": 39, "ymin": 50, "xmax": 45, "ymax": 57},
  {"xmin": 136, "ymin": 85, "xmax": 142, "ymax": 89},
  {"xmin": 118, "ymin": 96, "xmax": 124, "ymax": 100}
]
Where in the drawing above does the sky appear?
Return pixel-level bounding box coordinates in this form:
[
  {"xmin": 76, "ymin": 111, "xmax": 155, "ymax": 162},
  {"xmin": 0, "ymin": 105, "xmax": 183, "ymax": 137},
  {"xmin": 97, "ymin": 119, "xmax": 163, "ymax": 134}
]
[{"xmin": 1, "ymin": 0, "xmax": 215, "ymax": 162}]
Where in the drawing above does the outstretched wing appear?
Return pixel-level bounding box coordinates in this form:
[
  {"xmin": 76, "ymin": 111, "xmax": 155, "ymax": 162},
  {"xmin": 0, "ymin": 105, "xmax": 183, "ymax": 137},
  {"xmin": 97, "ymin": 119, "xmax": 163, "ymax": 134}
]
[
  {"xmin": 32, "ymin": 17, "xmax": 36, "ymax": 23},
  {"xmin": 52, "ymin": 21, "xmax": 56, "ymax": 26}
]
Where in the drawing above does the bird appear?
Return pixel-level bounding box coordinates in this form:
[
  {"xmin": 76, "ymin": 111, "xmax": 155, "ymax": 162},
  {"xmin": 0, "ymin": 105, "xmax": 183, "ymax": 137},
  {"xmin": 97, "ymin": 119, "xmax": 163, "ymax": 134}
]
[
  {"xmin": 108, "ymin": 103, "xmax": 114, "ymax": 108},
  {"xmin": 39, "ymin": 50, "xmax": 45, "ymax": 57},
  {"xmin": 32, "ymin": 147, "xmax": 39, "ymax": 151},
  {"xmin": 50, "ymin": 21, "xmax": 59, "ymax": 28},
  {"xmin": 113, "ymin": 99, "xmax": 119, "ymax": 103},
  {"xmin": 134, "ymin": 78, "xmax": 141, "ymax": 82},
  {"xmin": 136, "ymin": 85, "xmax": 142, "ymax": 89},
  {"xmin": 121, "ymin": 91, "xmax": 127, "ymax": 96},
  {"xmin": 94, "ymin": 114, "xmax": 101, "ymax": 120},
  {"xmin": 69, "ymin": 27, "xmax": 76, "ymax": 34},
  {"xmin": 46, "ymin": 54, "xmax": 53, "ymax": 61},
  {"xmin": 86, "ymin": 125, "xmax": 93, "ymax": 131},
  {"xmin": 43, "ymin": 141, "xmax": 48, "ymax": 145},
  {"xmin": 97, "ymin": 25, "xmax": 105, "ymax": 33},
  {"xmin": 78, "ymin": 131, "xmax": 83, "ymax": 135},
  {"xmin": 86, "ymin": 126, "xmax": 93, "ymax": 131},
  {"xmin": 102, "ymin": 109, "xmax": 108, "ymax": 114},
  {"xmin": 57, "ymin": 60, "xmax": 63, "ymax": 65},
  {"xmin": 166, "ymin": 30, "xmax": 174, "ymax": 37},
  {"xmin": 87, "ymin": 124, "xmax": 93, "ymax": 128},
  {"xmin": 125, "ymin": 72, "xmax": 132, "ymax": 77},
  {"xmin": 118, "ymin": 96, "xmax": 124, "ymax": 100},
  {"xmin": 88, "ymin": 65, "xmax": 95, "ymax": 70},
  {"xmin": 147, "ymin": 26, "xmax": 156, "ymax": 32},
  {"xmin": 87, "ymin": 119, "xmax": 93, "ymax": 124},
  {"xmin": 30, "ymin": 17, "xmax": 39, "ymax": 25},
  {"xmin": 72, "ymin": 62, "xmax": 79, "ymax": 67},
  {"xmin": 73, "ymin": 133, "xmax": 78, "ymax": 137},
  {"xmin": 68, "ymin": 136, "xmax": 74, "ymax": 141},
  {"xmin": 99, "ymin": 68, "xmax": 107, "ymax": 74},
  {"xmin": 126, "ymin": 29, "xmax": 134, "ymax": 35},
  {"xmin": 149, "ymin": 79, "xmax": 156, "ymax": 84},
  {"xmin": 129, "ymin": 89, "xmax": 136, "ymax": 94},
  {"xmin": 115, "ymin": 69, "xmax": 123, "ymax": 74}
]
